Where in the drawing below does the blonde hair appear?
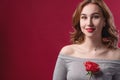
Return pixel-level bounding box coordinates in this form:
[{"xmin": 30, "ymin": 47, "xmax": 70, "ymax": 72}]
[{"xmin": 71, "ymin": 0, "xmax": 118, "ymax": 48}]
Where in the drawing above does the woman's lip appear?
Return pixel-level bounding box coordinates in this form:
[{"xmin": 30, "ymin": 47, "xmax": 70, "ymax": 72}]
[{"xmin": 86, "ymin": 28, "xmax": 95, "ymax": 32}]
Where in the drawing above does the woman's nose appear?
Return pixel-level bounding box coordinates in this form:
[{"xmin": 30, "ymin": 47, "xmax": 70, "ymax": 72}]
[{"xmin": 87, "ymin": 17, "xmax": 93, "ymax": 26}]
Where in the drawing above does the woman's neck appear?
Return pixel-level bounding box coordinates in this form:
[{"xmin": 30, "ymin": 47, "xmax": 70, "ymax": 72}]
[{"xmin": 81, "ymin": 37, "xmax": 104, "ymax": 51}]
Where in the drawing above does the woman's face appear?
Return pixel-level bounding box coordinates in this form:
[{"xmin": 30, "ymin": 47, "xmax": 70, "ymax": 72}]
[{"xmin": 80, "ymin": 3, "xmax": 105, "ymax": 38}]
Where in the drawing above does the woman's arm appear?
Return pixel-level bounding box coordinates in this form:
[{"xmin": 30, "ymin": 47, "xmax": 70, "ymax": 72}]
[{"xmin": 53, "ymin": 56, "xmax": 67, "ymax": 80}]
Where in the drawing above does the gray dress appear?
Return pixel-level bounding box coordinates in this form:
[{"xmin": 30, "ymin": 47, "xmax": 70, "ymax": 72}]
[{"xmin": 53, "ymin": 54, "xmax": 120, "ymax": 80}]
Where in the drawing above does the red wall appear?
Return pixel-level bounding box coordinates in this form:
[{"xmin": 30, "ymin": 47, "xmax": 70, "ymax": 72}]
[{"xmin": 0, "ymin": 0, "xmax": 120, "ymax": 80}]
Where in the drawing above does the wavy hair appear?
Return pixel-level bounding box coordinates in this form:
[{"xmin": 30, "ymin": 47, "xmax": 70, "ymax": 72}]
[{"xmin": 71, "ymin": 0, "xmax": 118, "ymax": 48}]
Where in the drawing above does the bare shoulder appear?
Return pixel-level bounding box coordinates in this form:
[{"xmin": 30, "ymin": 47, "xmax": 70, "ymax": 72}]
[
  {"xmin": 59, "ymin": 44, "xmax": 76, "ymax": 55},
  {"xmin": 112, "ymin": 48, "xmax": 120, "ymax": 60},
  {"xmin": 116, "ymin": 48, "xmax": 120, "ymax": 51},
  {"xmin": 114, "ymin": 48, "xmax": 120, "ymax": 53}
]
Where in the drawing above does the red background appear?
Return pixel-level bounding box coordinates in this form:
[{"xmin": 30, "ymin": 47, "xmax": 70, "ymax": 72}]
[{"xmin": 0, "ymin": 0, "xmax": 120, "ymax": 80}]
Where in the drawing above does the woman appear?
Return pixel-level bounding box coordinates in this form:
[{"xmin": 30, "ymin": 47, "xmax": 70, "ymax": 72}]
[{"xmin": 53, "ymin": 0, "xmax": 120, "ymax": 80}]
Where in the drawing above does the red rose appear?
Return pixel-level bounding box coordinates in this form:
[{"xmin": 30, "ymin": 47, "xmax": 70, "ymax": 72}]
[
  {"xmin": 84, "ymin": 61, "xmax": 100, "ymax": 73},
  {"xmin": 84, "ymin": 61, "xmax": 100, "ymax": 80}
]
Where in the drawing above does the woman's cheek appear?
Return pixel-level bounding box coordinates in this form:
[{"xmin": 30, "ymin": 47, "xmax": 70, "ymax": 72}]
[{"xmin": 80, "ymin": 21, "xmax": 85, "ymax": 27}]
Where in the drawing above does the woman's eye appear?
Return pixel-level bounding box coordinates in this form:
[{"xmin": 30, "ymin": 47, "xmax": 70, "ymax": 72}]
[
  {"xmin": 93, "ymin": 15, "xmax": 100, "ymax": 19},
  {"xmin": 81, "ymin": 16, "xmax": 87, "ymax": 19}
]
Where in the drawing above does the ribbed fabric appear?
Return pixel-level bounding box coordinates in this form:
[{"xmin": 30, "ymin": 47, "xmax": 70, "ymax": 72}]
[{"xmin": 53, "ymin": 54, "xmax": 120, "ymax": 80}]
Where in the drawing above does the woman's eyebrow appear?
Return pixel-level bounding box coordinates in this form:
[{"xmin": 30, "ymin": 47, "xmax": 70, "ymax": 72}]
[
  {"xmin": 80, "ymin": 12, "xmax": 101, "ymax": 16},
  {"xmin": 92, "ymin": 12, "xmax": 101, "ymax": 15},
  {"xmin": 80, "ymin": 13, "xmax": 86, "ymax": 16}
]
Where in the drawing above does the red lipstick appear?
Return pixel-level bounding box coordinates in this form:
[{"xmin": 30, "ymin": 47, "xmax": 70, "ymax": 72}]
[{"xmin": 86, "ymin": 28, "xmax": 95, "ymax": 33}]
